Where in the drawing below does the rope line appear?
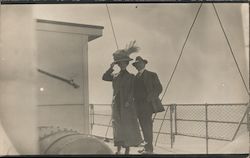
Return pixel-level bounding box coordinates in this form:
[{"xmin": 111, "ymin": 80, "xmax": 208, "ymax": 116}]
[
  {"xmin": 106, "ymin": 4, "xmax": 119, "ymax": 50},
  {"xmin": 153, "ymin": 3, "xmax": 203, "ymax": 121},
  {"xmin": 212, "ymin": 3, "xmax": 249, "ymax": 96},
  {"xmin": 161, "ymin": 3, "xmax": 203, "ymax": 102},
  {"xmin": 154, "ymin": 106, "xmax": 169, "ymax": 146}
]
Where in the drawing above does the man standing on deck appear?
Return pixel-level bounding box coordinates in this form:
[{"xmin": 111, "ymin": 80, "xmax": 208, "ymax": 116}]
[{"xmin": 132, "ymin": 56, "xmax": 165, "ymax": 154}]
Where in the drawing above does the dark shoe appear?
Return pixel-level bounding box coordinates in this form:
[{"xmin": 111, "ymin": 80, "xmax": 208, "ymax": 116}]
[
  {"xmin": 138, "ymin": 148, "xmax": 145, "ymax": 153},
  {"xmin": 124, "ymin": 151, "xmax": 130, "ymax": 155}
]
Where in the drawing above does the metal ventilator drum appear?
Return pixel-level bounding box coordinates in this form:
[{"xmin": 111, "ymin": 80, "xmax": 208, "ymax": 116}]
[{"xmin": 39, "ymin": 126, "xmax": 113, "ymax": 154}]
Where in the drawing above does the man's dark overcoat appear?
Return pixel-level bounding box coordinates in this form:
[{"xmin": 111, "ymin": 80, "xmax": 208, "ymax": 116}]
[{"xmin": 137, "ymin": 70, "xmax": 164, "ymax": 113}]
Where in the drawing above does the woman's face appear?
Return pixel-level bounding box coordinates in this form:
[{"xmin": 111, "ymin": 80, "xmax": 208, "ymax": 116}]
[{"xmin": 117, "ymin": 61, "xmax": 129, "ymax": 70}]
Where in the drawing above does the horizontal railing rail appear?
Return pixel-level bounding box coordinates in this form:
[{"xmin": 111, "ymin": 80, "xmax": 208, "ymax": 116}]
[{"xmin": 38, "ymin": 104, "xmax": 84, "ymax": 106}]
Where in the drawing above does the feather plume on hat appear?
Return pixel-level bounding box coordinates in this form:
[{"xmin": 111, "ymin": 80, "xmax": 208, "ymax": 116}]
[
  {"xmin": 113, "ymin": 40, "xmax": 140, "ymax": 63},
  {"xmin": 124, "ymin": 40, "xmax": 140, "ymax": 55}
]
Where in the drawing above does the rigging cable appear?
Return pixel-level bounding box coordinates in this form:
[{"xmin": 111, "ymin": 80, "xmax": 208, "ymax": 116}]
[
  {"xmin": 154, "ymin": 3, "xmax": 203, "ymax": 146},
  {"xmin": 212, "ymin": 3, "xmax": 249, "ymax": 96},
  {"xmin": 106, "ymin": 4, "xmax": 119, "ymax": 50},
  {"xmin": 103, "ymin": 4, "xmax": 119, "ymax": 141},
  {"xmin": 153, "ymin": 3, "xmax": 203, "ymax": 122}
]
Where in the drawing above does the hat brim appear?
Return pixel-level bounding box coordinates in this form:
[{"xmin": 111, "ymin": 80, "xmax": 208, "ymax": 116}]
[
  {"xmin": 132, "ymin": 61, "xmax": 139, "ymax": 66},
  {"xmin": 114, "ymin": 58, "xmax": 133, "ymax": 63},
  {"xmin": 132, "ymin": 60, "xmax": 148, "ymax": 66}
]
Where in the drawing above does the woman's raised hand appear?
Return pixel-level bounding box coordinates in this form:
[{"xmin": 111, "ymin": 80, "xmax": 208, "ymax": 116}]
[{"xmin": 110, "ymin": 62, "xmax": 116, "ymax": 69}]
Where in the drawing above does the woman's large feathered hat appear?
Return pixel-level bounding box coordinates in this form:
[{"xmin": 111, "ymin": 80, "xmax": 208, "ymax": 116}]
[{"xmin": 113, "ymin": 41, "xmax": 140, "ymax": 63}]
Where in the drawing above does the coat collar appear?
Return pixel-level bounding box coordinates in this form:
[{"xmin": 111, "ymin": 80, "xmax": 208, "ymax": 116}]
[
  {"xmin": 137, "ymin": 69, "xmax": 147, "ymax": 77},
  {"xmin": 138, "ymin": 68, "xmax": 145, "ymax": 75},
  {"xmin": 119, "ymin": 69, "xmax": 129, "ymax": 76}
]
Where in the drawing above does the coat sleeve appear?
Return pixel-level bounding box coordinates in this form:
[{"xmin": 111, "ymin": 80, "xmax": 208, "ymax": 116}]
[
  {"xmin": 152, "ymin": 73, "xmax": 163, "ymax": 96},
  {"xmin": 102, "ymin": 67, "xmax": 114, "ymax": 82},
  {"xmin": 146, "ymin": 72, "xmax": 163, "ymax": 102}
]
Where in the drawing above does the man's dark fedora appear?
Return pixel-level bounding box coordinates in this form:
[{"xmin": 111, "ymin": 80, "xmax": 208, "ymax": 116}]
[{"xmin": 132, "ymin": 56, "xmax": 148, "ymax": 66}]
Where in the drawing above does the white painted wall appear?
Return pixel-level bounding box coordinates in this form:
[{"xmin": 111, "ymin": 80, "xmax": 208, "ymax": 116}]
[
  {"xmin": 37, "ymin": 30, "xmax": 88, "ymax": 105},
  {"xmin": 37, "ymin": 27, "xmax": 89, "ymax": 133},
  {"xmin": 0, "ymin": 5, "xmax": 38, "ymax": 154},
  {"xmin": 36, "ymin": 20, "xmax": 103, "ymax": 134}
]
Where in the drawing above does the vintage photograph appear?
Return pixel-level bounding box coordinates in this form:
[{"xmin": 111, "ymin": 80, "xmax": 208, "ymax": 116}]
[{"xmin": 0, "ymin": 3, "xmax": 249, "ymax": 156}]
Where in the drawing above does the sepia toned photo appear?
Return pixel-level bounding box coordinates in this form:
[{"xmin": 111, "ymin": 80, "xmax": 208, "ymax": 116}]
[{"xmin": 0, "ymin": 3, "xmax": 249, "ymax": 156}]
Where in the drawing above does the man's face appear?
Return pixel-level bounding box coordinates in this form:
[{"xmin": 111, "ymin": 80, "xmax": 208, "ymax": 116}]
[{"xmin": 134, "ymin": 61, "xmax": 145, "ymax": 71}]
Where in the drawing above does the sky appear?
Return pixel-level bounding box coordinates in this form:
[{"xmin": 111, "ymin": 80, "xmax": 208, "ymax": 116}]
[{"xmin": 34, "ymin": 3, "xmax": 249, "ymax": 104}]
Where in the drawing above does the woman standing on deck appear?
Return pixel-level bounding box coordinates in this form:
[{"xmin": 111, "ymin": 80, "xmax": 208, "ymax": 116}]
[{"xmin": 102, "ymin": 41, "xmax": 143, "ymax": 154}]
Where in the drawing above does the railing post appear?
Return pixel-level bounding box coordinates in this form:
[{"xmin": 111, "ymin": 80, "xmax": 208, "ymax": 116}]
[
  {"xmin": 205, "ymin": 103, "xmax": 208, "ymax": 154},
  {"xmin": 247, "ymin": 101, "xmax": 250, "ymax": 157},
  {"xmin": 174, "ymin": 104, "xmax": 177, "ymax": 135},
  {"xmin": 90, "ymin": 104, "xmax": 94, "ymax": 135},
  {"xmin": 170, "ymin": 104, "xmax": 174, "ymax": 148}
]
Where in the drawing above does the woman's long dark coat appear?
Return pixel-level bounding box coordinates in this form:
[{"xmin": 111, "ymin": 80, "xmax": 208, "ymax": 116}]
[{"xmin": 102, "ymin": 68, "xmax": 142, "ymax": 147}]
